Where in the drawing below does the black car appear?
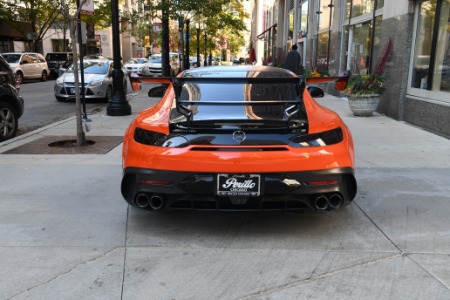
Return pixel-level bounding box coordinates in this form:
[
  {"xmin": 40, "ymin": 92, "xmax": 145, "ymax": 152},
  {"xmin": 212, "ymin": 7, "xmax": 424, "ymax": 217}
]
[
  {"xmin": 0, "ymin": 55, "xmax": 24, "ymax": 142},
  {"xmin": 45, "ymin": 52, "xmax": 73, "ymax": 78}
]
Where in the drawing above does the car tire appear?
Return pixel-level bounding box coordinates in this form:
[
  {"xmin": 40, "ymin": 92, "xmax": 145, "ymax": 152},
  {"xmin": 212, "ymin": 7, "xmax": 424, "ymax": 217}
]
[
  {"xmin": 55, "ymin": 96, "xmax": 65, "ymax": 102},
  {"xmin": 15, "ymin": 71, "xmax": 23, "ymax": 84},
  {"xmin": 105, "ymin": 85, "xmax": 112, "ymax": 103},
  {"xmin": 0, "ymin": 102, "xmax": 18, "ymax": 142},
  {"xmin": 40, "ymin": 70, "xmax": 48, "ymax": 82}
]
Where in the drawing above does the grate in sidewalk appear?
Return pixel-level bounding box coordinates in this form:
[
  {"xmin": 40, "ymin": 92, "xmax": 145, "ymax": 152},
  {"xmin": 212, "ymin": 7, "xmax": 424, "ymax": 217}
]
[{"xmin": 2, "ymin": 136, "xmax": 123, "ymax": 154}]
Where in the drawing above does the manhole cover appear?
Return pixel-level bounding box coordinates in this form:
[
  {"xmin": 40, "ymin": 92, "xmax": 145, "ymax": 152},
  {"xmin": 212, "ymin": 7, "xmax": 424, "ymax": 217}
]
[{"xmin": 2, "ymin": 136, "xmax": 123, "ymax": 154}]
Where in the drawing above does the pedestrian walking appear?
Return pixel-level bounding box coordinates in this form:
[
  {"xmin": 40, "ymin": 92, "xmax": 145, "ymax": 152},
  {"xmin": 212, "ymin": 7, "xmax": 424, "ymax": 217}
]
[{"xmin": 285, "ymin": 44, "xmax": 301, "ymax": 74}]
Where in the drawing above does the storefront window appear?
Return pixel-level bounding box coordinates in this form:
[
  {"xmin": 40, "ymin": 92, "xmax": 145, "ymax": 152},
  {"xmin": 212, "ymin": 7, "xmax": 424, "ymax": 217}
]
[
  {"xmin": 412, "ymin": 0, "xmax": 450, "ymax": 94},
  {"xmin": 433, "ymin": 1, "xmax": 450, "ymax": 92},
  {"xmin": 317, "ymin": 32, "xmax": 329, "ymax": 70},
  {"xmin": 350, "ymin": 21, "xmax": 372, "ymax": 74}
]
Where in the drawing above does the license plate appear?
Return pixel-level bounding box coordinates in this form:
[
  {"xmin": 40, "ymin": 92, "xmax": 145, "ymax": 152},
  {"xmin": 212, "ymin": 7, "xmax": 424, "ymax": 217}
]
[
  {"xmin": 70, "ymin": 87, "xmax": 76, "ymax": 94},
  {"xmin": 217, "ymin": 174, "xmax": 260, "ymax": 196}
]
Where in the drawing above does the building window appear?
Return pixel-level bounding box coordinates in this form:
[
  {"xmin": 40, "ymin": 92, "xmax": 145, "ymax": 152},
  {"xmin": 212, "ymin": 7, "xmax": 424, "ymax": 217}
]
[
  {"xmin": 411, "ymin": 0, "xmax": 450, "ymax": 96},
  {"xmin": 317, "ymin": 0, "xmax": 333, "ymax": 31},
  {"xmin": 288, "ymin": 11, "xmax": 294, "ymax": 43},
  {"xmin": 298, "ymin": 0, "xmax": 309, "ymax": 37},
  {"xmin": 0, "ymin": 40, "xmax": 14, "ymax": 53},
  {"xmin": 351, "ymin": 0, "xmax": 384, "ymax": 18}
]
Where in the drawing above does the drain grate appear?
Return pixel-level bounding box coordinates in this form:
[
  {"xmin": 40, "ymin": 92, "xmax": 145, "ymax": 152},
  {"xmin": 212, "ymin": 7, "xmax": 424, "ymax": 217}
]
[{"xmin": 2, "ymin": 136, "xmax": 123, "ymax": 154}]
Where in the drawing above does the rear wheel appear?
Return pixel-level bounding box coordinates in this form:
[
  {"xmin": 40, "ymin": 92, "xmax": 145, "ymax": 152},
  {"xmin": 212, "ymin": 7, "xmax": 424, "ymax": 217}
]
[
  {"xmin": 0, "ymin": 102, "xmax": 18, "ymax": 142},
  {"xmin": 41, "ymin": 70, "xmax": 48, "ymax": 82},
  {"xmin": 15, "ymin": 71, "xmax": 23, "ymax": 84},
  {"xmin": 105, "ymin": 85, "xmax": 112, "ymax": 102}
]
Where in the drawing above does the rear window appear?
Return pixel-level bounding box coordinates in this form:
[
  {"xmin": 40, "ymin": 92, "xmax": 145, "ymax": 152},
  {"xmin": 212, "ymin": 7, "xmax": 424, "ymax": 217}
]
[
  {"xmin": 0, "ymin": 55, "xmax": 12, "ymax": 72},
  {"xmin": 177, "ymin": 82, "xmax": 298, "ymax": 121},
  {"xmin": 2, "ymin": 54, "xmax": 21, "ymax": 64},
  {"xmin": 68, "ymin": 61, "xmax": 109, "ymax": 74},
  {"xmin": 46, "ymin": 53, "xmax": 69, "ymax": 61}
]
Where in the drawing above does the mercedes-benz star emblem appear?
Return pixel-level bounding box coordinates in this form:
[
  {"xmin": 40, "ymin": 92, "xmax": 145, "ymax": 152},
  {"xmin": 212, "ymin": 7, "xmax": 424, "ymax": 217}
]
[{"xmin": 232, "ymin": 130, "xmax": 246, "ymax": 142}]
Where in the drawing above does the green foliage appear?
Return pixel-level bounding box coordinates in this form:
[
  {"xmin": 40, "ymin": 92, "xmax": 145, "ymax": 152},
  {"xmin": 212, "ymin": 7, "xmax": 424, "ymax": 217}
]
[{"xmin": 346, "ymin": 74, "xmax": 385, "ymax": 97}]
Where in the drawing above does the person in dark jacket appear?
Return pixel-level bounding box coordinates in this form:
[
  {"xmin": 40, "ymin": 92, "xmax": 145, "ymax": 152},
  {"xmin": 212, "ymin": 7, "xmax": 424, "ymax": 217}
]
[{"xmin": 285, "ymin": 44, "xmax": 301, "ymax": 74}]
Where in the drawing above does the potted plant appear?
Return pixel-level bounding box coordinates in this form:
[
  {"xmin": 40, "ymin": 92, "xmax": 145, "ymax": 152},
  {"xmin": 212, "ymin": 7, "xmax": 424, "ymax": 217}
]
[{"xmin": 345, "ymin": 74, "xmax": 385, "ymax": 116}]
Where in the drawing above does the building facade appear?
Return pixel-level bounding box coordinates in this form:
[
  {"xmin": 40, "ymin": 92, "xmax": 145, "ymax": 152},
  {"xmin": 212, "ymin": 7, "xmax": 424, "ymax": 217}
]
[{"xmin": 252, "ymin": 0, "xmax": 449, "ymax": 137}]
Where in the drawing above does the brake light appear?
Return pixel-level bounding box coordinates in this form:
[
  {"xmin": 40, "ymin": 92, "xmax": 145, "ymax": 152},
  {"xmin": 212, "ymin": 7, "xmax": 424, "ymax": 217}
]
[
  {"xmin": 306, "ymin": 180, "xmax": 338, "ymax": 185},
  {"xmin": 140, "ymin": 180, "xmax": 172, "ymax": 185}
]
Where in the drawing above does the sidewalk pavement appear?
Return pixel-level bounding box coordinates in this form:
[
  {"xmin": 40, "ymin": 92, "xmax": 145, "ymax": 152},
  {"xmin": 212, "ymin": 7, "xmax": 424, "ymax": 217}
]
[{"xmin": 1, "ymin": 87, "xmax": 449, "ymax": 299}]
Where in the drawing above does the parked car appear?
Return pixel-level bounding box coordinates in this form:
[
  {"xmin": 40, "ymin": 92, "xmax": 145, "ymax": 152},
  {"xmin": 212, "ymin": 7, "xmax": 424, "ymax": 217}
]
[
  {"xmin": 141, "ymin": 52, "xmax": 180, "ymax": 77},
  {"xmin": 189, "ymin": 56, "xmax": 199, "ymax": 68},
  {"xmin": 45, "ymin": 52, "xmax": 73, "ymax": 78},
  {"xmin": 1, "ymin": 52, "xmax": 50, "ymax": 83},
  {"xmin": 122, "ymin": 65, "xmax": 357, "ymax": 212},
  {"xmin": 122, "ymin": 57, "xmax": 148, "ymax": 76},
  {"xmin": 54, "ymin": 59, "xmax": 127, "ymax": 102},
  {"xmin": 0, "ymin": 54, "xmax": 24, "ymax": 142}
]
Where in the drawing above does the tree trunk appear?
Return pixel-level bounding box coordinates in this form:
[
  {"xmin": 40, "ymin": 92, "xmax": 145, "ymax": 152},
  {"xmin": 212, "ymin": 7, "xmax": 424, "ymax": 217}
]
[{"xmin": 69, "ymin": 17, "xmax": 86, "ymax": 147}]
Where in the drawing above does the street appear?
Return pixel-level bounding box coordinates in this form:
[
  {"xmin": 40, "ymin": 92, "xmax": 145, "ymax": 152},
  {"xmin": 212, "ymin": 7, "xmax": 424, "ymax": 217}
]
[{"xmin": 17, "ymin": 78, "xmax": 134, "ymax": 135}]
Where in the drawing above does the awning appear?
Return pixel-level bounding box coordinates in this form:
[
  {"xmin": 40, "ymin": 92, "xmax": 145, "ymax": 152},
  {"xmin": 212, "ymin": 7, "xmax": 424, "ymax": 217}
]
[{"xmin": 257, "ymin": 24, "xmax": 277, "ymax": 40}]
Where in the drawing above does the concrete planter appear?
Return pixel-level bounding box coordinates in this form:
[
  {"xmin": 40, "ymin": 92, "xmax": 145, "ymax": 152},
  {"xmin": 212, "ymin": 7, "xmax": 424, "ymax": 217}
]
[{"xmin": 348, "ymin": 94, "xmax": 381, "ymax": 116}]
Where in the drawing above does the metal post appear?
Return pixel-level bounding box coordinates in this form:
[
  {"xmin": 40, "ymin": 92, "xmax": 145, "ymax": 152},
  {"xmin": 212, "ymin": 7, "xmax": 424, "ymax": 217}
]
[
  {"xmin": 106, "ymin": 0, "xmax": 131, "ymax": 116},
  {"xmin": 76, "ymin": 0, "xmax": 88, "ymax": 121},
  {"xmin": 196, "ymin": 24, "xmax": 200, "ymax": 67},
  {"xmin": 204, "ymin": 30, "xmax": 207, "ymax": 66},
  {"xmin": 178, "ymin": 17, "xmax": 184, "ymax": 70},
  {"xmin": 184, "ymin": 19, "xmax": 190, "ymax": 70}
]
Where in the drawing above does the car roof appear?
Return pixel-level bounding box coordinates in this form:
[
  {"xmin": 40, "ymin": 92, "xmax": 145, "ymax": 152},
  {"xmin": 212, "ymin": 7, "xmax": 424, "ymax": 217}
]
[{"xmin": 181, "ymin": 65, "xmax": 295, "ymax": 78}]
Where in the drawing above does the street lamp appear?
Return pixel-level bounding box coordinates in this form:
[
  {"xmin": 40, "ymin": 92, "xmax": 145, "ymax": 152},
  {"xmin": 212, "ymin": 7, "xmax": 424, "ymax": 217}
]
[
  {"xmin": 107, "ymin": 0, "xmax": 131, "ymax": 116},
  {"xmin": 146, "ymin": 19, "xmax": 151, "ymax": 56},
  {"xmin": 196, "ymin": 22, "xmax": 200, "ymax": 68},
  {"xmin": 178, "ymin": 16, "xmax": 184, "ymax": 70},
  {"xmin": 203, "ymin": 29, "xmax": 207, "ymax": 66},
  {"xmin": 184, "ymin": 19, "xmax": 190, "ymax": 70}
]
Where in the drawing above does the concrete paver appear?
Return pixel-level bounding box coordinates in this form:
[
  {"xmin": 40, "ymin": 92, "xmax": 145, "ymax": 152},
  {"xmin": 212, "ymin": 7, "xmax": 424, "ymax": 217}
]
[{"xmin": 1, "ymin": 85, "xmax": 449, "ymax": 299}]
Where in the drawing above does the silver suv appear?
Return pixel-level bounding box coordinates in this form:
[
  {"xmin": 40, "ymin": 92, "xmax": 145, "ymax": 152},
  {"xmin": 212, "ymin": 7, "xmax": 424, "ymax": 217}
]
[{"xmin": 1, "ymin": 52, "xmax": 50, "ymax": 84}]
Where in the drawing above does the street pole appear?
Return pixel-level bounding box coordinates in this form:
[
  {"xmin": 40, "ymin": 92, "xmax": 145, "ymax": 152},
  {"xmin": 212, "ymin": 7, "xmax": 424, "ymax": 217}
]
[
  {"xmin": 178, "ymin": 17, "xmax": 184, "ymax": 70},
  {"xmin": 184, "ymin": 19, "xmax": 190, "ymax": 70},
  {"xmin": 196, "ymin": 23, "xmax": 200, "ymax": 68},
  {"xmin": 76, "ymin": 0, "xmax": 88, "ymax": 121},
  {"xmin": 203, "ymin": 30, "xmax": 207, "ymax": 66},
  {"xmin": 106, "ymin": 0, "xmax": 131, "ymax": 116}
]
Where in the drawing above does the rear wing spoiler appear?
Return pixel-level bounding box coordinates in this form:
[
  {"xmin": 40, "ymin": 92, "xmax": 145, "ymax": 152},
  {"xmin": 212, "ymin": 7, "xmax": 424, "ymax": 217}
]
[
  {"xmin": 128, "ymin": 73, "xmax": 349, "ymax": 126},
  {"xmin": 128, "ymin": 73, "xmax": 349, "ymax": 94}
]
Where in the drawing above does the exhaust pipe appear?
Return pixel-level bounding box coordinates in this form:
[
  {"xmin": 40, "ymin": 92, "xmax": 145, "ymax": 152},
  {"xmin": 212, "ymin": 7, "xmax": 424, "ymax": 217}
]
[
  {"xmin": 314, "ymin": 195, "xmax": 329, "ymax": 211},
  {"xmin": 329, "ymin": 194, "xmax": 343, "ymax": 209},
  {"xmin": 135, "ymin": 193, "xmax": 150, "ymax": 208},
  {"xmin": 149, "ymin": 195, "xmax": 164, "ymax": 211}
]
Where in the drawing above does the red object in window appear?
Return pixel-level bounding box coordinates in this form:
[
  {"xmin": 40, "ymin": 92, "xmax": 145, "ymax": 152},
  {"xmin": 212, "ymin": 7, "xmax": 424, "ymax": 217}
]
[{"xmin": 250, "ymin": 47, "xmax": 256, "ymax": 63}]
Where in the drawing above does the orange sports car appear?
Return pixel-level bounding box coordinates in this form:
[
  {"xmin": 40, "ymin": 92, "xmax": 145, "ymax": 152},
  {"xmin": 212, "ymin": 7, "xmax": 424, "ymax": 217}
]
[{"xmin": 121, "ymin": 66, "xmax": 357, "ymax": 212}]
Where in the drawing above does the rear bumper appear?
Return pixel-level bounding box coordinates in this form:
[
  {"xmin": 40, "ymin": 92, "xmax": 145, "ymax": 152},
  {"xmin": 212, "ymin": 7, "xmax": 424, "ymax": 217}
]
[{"xmin": 121, "ymin": 167, "xmax": 357, "ymax": 212}]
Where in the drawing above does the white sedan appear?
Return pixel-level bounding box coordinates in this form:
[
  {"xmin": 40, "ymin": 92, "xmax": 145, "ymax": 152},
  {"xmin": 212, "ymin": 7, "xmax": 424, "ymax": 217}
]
[
  {"xmin": 54, "ymin": 59, "xmax": 127, "ymax": 102},
  {"xmin": 122, "ymin": 57, "xmax": 148, "ymax": 76}
]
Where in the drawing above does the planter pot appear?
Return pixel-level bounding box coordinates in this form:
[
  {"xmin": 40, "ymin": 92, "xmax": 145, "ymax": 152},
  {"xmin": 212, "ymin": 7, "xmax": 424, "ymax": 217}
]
[{"xmin": 348, "ymin": 94, "xmax": 381, "ymax": 116}]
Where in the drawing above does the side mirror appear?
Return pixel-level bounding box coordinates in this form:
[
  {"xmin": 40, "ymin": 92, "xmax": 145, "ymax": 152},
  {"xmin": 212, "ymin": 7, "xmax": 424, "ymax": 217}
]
[
  {"xmin": 148, "ymin": 85, "xmax": 167, "ymax": 98},
  {"xmin": 307, "ymin": 86, "xmax": 324, "ymax": 98},
  {"xmin": 21, "ymin": 61, "xmax": 28, "ymax": 65}
]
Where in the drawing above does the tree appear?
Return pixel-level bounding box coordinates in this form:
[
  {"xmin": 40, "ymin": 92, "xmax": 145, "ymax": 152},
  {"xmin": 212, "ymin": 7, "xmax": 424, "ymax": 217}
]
[
  {"xmin": 53, "ymin": 0, "xmax": 89, "ymax": 147},
  {"xmin": 0, "ymin": 0, "xmax": 63, "ymax": 53}
]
